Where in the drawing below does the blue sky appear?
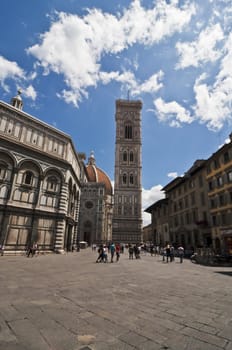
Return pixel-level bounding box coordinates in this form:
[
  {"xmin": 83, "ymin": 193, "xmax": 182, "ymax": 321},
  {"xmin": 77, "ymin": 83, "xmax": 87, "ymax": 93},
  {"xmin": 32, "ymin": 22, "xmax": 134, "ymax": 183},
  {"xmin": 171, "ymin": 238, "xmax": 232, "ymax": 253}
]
[{"xmin": 1, "ymin": 0, "xmax": 232, "ymax": 225}]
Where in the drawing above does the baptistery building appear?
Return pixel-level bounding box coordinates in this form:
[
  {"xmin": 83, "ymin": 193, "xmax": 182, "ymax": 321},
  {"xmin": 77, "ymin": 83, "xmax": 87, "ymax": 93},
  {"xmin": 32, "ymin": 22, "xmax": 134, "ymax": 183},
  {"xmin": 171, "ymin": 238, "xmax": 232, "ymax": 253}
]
[{"xmin": 0, "ymin": 91, "xmax": 112, "ymax": 254}]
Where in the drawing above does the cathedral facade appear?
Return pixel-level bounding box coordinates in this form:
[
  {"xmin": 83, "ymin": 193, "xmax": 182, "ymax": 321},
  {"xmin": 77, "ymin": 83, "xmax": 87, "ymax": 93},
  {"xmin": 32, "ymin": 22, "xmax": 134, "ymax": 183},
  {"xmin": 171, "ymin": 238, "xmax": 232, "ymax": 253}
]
[{"xmin": 78, "ymin": 152, "xmax": 113, "ymax": 245}]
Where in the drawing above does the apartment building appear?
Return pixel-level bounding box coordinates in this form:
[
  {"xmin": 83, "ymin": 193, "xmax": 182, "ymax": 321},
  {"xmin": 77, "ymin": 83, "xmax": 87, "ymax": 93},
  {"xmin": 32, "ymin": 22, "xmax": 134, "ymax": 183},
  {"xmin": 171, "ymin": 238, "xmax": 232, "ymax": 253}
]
[
  {"xmin": 145, "ymin": 198, "xmax": 169, "ymax": 246},
  {"xmin": 146, "ymin": 160, "xmax": 211, "ymax": 251},
  {"xmin": 145, "ymin": 134, "xmax": 232, "ymax": 255},
  {"xmin": 206, "ymin": 135, "xmax": 232, "ymax": 254},
  {"xmin": 163, "ymin": 160, "xmax": 211, "ymax": 250}
]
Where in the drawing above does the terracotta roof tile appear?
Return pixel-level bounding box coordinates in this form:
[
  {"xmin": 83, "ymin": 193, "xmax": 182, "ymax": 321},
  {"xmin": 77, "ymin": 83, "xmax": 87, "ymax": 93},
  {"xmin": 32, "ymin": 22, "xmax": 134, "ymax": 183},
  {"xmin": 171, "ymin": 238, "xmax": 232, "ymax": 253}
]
[{"xmin": 86, "ymin": 165, "xmax": 112, "ymax": 196}]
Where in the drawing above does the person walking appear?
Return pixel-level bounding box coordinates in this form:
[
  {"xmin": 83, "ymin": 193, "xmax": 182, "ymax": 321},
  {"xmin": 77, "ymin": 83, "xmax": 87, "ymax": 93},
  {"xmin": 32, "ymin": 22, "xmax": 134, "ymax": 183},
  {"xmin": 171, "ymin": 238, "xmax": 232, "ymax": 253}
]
[
  {"xmin": 115, "ymin": 243, "xmax": 120, "ymax": 262},
  {"xmin": 128, "ymin": 244, "xmax": 134, "ymax": 259},
  {"xmin": 32, "ymin": 243, "xmax": 38, "ymax": 257},
  {"xmin": 178, "ymin": 246, "xmax": 184, "ymax": 263},
  {"xmin": 150, "ymin": 244, "xmax": 154, "ymax": 256},
  {"xmin": 166, "ymin": 244, "xmax": 171, "ymax": 263},
  {"xmin": 110, "ymin": 242, "xmax": 115, "ymax": 263},
  {"xmin": 103, "ymin": 245, "xmax": 108, "ymax": 263},
  {"xmin": 27, "ymin": 243, "xmax": 34, "ymax": 257},
  {"xmin": 96, "ymin": 245, "xmax": 104, "ymax": 263},
  {"xmin": 170, "ymin": 245, "xmax": 175, "ymax": 262}
]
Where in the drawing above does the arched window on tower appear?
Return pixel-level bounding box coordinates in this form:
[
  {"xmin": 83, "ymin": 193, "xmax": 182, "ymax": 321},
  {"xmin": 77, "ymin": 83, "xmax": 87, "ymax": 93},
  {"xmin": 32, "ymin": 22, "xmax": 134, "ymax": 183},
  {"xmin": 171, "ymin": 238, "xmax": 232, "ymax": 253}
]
[
  {"xmin": 123, "ymin": 173, "xmax": 127, "ymax": 184},
  {"xmin": 125, "ymin": 125, "xmax": 132, "ymax": 139},
  {"xmin": 129, "ymin": 174, "xmax": 134, "ymax": 184},
  {"xmin": 129, "ymin": 151, "xmax": 134, "ymax": 162},
  {"xmin": 123, "ymin": 151, "xmax": 127, "ymax": 162}
]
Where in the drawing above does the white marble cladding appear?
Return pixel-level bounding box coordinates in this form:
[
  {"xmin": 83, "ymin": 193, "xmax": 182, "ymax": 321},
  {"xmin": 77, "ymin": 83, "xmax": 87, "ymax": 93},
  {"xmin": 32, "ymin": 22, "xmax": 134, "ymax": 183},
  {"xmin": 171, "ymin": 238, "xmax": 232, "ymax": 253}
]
[
  {"xmin": 0, "ymin": 109, "xmax": 65, "ymax": 157},
  {"xmin": 0, "ymin": 101, "xmax": 83, "ymax": 181}
]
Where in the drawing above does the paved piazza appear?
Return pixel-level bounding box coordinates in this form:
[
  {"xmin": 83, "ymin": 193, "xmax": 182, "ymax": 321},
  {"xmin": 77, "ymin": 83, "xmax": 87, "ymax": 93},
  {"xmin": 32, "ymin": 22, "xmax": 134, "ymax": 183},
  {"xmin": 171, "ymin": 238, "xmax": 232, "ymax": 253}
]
[{"xmin": 0, "ymin": 249, "xmax": 232, "ymax": 350}]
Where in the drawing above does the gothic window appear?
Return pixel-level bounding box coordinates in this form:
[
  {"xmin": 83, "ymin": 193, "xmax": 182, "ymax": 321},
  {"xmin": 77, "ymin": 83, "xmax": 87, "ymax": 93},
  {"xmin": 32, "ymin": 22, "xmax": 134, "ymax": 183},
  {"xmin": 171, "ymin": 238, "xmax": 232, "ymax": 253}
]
[
  {"xmin": 123, "ymin": 151, "xmax": 127, "ymax": 162},
  {"xmin": 129, "ymin": 174, "xmax": 134, "ymax": 184},
  {"xmin": 47, "ymin": 176, "xmax": 58, "ymax": 192},
  {"xmin": 125, "ymin": 125, "xmax": 132, "ymax": 139},
  {"xmin": 23, "ymin": 171, "xmax": 33, "ymax": 185},
  {"xmin": 118, "ymin": 205, "xmax": 122, "ymax": 215},
  {"xmin": 134, "ymin": 205, "xmax": 138, "ymax": 215},
  {"xmin": 129, "ymin": 151, "xmax": 134, "ymax": 162},
  {"xmin": 123, "ymin": 173, "xmax": 127, "ymax": 184},
  {"xmin": 0, "ymin": 164, "xmax": 7, "ymax": 180}
]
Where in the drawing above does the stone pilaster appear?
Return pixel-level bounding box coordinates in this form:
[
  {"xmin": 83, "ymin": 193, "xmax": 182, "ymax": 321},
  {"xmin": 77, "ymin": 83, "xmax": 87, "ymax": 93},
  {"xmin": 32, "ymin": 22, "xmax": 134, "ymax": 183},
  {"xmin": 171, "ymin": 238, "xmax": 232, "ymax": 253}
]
[
  {"xmin": 54, "ymin": 182, "xmax": 68, "ymax": 252},
  {"xmin": 58, "ymin": 182, "xmax": 68, "ymax": 215},
  {"xmin": 72, "ymin": 192, "xmax": 80, "ymax": 249}
]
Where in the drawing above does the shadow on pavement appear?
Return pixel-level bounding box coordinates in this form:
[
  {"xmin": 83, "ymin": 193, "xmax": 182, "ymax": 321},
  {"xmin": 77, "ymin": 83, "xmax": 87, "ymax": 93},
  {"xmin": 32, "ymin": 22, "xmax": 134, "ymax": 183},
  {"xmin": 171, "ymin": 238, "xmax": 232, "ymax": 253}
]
[{"xmin": 214, "ymin": 271, "xmax": 232, "ymax": 277}]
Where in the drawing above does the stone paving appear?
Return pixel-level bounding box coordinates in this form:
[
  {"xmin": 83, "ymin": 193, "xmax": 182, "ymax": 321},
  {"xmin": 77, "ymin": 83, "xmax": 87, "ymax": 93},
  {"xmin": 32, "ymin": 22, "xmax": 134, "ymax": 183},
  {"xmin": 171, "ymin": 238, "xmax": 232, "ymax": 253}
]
[{"xmin": 0, "ymin": 249, "xmax": 232, "ymax": 350}]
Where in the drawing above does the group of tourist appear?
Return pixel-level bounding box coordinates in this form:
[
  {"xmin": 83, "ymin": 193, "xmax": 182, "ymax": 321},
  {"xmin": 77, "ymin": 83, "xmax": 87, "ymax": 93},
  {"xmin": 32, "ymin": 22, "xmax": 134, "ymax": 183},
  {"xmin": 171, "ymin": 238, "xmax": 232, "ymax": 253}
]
[
  {"xmin": 94, "ymin": 242, "xmax": 185, "ymax": 263},
  {"xmin": 96, "ymin": 242, "xmax": 121, "ymax": 263},
  {"xmin": 160, "ymin": 243, "xmax": 185, "ymax": 263}
]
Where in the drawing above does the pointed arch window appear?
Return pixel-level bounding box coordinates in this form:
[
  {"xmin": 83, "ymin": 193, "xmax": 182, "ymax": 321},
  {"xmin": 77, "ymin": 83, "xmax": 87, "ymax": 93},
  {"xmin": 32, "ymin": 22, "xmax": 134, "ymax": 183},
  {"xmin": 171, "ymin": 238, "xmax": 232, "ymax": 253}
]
[
  {"xmin": 123, "ymin": 173, "xmax": 127, "ymax": 184},
  {"xmin": 125, "ymin": 125, "xmax": 132, "ymax": 139},
  {"xmin": 23, "ymin": 171, "xmax": 33, "ymax": 185},
  {"xmin": 129, "ymin": 151, "xmax": 134, "ymax": 162},
  {"xmin": 123, "ymin": 151, "xmax": 127, "ymax": 162},
  {"xmin": 129, "ymin": 174, "xmax": 134, "ymax": 184}
]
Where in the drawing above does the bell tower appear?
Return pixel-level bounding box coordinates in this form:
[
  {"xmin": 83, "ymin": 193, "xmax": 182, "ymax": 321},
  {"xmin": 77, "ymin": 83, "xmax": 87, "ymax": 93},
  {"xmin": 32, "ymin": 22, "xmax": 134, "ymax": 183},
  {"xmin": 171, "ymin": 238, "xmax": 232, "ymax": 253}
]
[{"xmin": 112, "ymin": 99, "xmax": 143, "ymax": 243}]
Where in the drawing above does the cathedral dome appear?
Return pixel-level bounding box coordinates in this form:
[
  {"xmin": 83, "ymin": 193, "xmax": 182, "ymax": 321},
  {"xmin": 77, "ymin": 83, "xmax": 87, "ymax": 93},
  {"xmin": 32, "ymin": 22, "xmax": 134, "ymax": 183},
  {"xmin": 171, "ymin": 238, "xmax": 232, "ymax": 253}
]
[{"xmin": 86, "ymin": 152, "xmax": 112, "ymax": 196}]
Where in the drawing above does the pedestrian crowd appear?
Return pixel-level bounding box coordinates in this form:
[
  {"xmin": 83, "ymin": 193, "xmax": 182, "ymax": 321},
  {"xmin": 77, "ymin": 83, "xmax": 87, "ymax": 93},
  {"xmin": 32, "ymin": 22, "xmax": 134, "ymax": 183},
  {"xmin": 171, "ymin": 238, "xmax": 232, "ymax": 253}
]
[
  {"xmin": 95, "ymin": 242, "xmax": 123, "ymax": 263},
  {"xmin": 160, "ymin": 243, "xmax": 185, "ymax": 263},
  {"xmin": 94, "ymin": 242, "xmax": 186, "ymax": 264}
]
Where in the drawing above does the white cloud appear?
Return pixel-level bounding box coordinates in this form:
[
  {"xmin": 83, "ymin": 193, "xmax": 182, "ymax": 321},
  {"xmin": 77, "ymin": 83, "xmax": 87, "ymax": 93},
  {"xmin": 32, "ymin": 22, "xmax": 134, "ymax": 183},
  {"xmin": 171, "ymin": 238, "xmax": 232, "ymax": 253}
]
[
  {"xmin": 23, "ymin": 85, "xmax": 37, "ymax": 100},
  {"xmin": 176, "ymin": 23, "xmax": 224, "ymax": 69},
  {"xmin": 193, "ymin": 32, "xmax": 232, "ymax": 131},
  {"xmin": 0, "ymin": 56, "xmax": 24, "ymax": 92},
  {"xmin": 122, "ymin": 0, "xmax": 196, "ymax": 46},
  {"xmin": 142, "ymin": 185, "xmax": 164, "ymax": 226},
  {"xmin": 100, "ymin": 70, "xmax": 136, "ymax": 87},
  {"xmin": 27, "ymin": 1, "xmax": 195, "ymax": 106},
  {"xmin": 154, "ymin": 97, "xmax": 193, "ymax": 127},
  {"xmin": 132, "ymin": 71, "xmax": 164, "ymax": 96},
  {"xmin": 167, "ymin": 172, "xmax": 178, "ymax": 179}
]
